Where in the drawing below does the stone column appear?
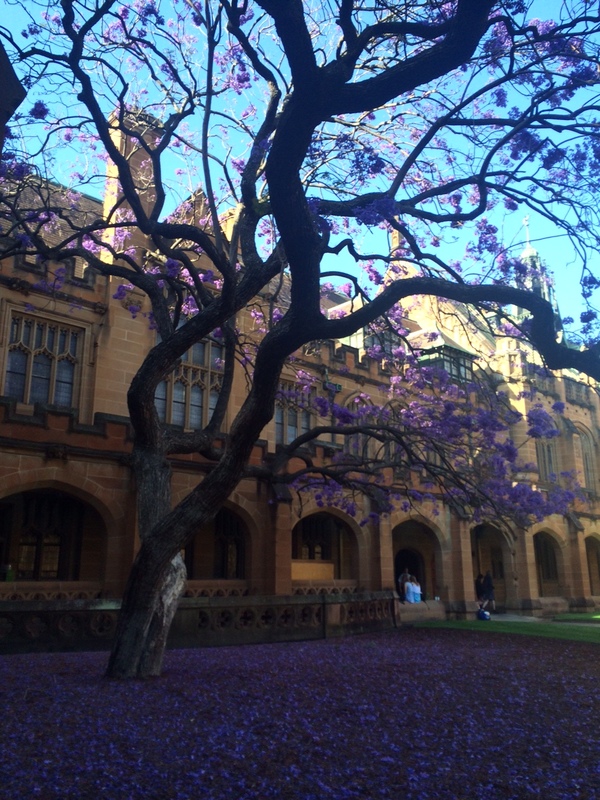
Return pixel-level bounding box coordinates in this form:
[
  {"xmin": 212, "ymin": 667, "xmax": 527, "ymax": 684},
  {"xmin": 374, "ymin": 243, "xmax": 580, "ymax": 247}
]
[
  {"xmin": 516, "ymin": 528, "xmax": 541, "ymax": 614},
  {"xmin": 567, "ymin": 522, "xmax": 593, "ymax": 610},
  {"xmin": 374, "ymin": 514, "xmax": 395, "ymax": 591},
  {"xmin": 448, "ymin": 514, "xmax": 475, "ymax": 615},
  {"xmin": 264, "ymin": 499, "xmax": 293, "ymax": 596}
]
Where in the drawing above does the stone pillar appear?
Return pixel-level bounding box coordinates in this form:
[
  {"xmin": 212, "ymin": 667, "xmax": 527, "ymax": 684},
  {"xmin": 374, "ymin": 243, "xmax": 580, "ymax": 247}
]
[
  {"xmin": 447, "ymin": 515, "xmax": 475, "ymax": 614},
  {"xmin": 374, "ymin": 514, "xmax": 395, "ymax": 591},
  {"xmin": 264, "ymin": 500, "xmax": 293, "ymax": 596},
  {"xmin": 503, "ymin": 537, "xmax": 520, "ymax": 611},
  {"xmin": 567, "ymin": 523, "xmax": 593, "ymax": 610},
  {"xmin": 516, "ymin": 529, "xmax": 541, "ymax": 613}
]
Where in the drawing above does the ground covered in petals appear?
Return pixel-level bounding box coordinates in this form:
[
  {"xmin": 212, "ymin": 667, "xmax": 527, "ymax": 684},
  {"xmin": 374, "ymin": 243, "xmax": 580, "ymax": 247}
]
[{"xmin": 1, "ymin": 628, "xmax": 599, "ymax": 800}]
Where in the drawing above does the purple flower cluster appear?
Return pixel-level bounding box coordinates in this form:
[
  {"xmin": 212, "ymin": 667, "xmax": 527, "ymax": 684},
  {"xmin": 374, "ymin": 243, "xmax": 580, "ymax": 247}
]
[{"xmin": 1, "ymin": 630, "xmax": 599, "ymax": 799}]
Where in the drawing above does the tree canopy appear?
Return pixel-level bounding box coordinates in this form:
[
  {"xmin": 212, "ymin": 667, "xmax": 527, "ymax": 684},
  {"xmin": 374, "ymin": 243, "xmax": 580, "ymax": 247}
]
[{"xmin": 2, "ymin": 0, "xmax": 600, "ymax": 676}]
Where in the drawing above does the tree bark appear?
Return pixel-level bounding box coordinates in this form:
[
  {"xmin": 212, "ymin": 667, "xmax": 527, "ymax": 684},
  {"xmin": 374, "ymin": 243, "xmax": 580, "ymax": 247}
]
[
  {"xmin": 106, "ymin": 446, "xmax": 188, "ymax": 679},
  {"xmin": 106, "ymin": 549, "xmax": 186, "ymax": 679}
]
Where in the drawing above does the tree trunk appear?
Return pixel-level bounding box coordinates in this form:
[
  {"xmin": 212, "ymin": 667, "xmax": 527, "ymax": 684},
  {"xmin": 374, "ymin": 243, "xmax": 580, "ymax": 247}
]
[
  {"xmin": 106, "ymin": 548, "xmax": 186, "ymax": 679},
  {"xmin": 106, "ymin": 447, "xmax": 186, "ymax": 679},
  {"xmin": 105, "ymin": 450, "xmax": 250, "ymax": 678},
  {"xmin": 106, "ymin": 327, "xmax": 293, "ymax": 678}
]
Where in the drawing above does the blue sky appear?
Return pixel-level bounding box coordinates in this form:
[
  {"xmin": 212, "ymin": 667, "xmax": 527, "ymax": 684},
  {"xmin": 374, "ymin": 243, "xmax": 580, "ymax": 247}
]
[{"xmin": 2, "ymin": 0, "xmax": 597, "ymax": 327}]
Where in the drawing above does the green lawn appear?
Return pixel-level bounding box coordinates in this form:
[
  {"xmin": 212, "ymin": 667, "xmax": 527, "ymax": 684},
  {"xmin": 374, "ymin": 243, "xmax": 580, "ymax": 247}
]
[
  {"xmin": 415, "ymin": 619, "xmax": 600, "ymax": 644},
  {"xmin": 552, "ymin": 613, "xmax": 600, "ymax": 624}
]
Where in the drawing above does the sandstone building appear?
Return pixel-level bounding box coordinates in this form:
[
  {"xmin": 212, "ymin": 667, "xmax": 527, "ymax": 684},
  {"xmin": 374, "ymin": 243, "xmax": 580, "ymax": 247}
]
[{"xmin": 1, "ymin": 179, "xmax": 600, "ymax": 652}]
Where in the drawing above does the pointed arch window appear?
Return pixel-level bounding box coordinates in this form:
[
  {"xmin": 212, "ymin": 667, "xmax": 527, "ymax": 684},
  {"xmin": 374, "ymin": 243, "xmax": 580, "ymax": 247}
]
[
  {"xmin": 214, "ymin": 509, "xmax": 246, "ymax": 579},
  {"xmin": 536, "ymin": 418, "xmax": 560, "ymax": 483},
  {"xmin": 275, "ymin": 382, "xmax": 313, "ymax": 445},
  {"xmin": 4, "ymin": 314, "xmax": 81, "ymax": 408},
  {"xmin": 154, "ymin": 336, "xmax": 223, "ymax": 430},
  {"xmin": 342, "ymin": 396, "xmax": 376, "ymax": 461},
  {"xmin": 568, "ymin": 423, "xmax": 597, "ymax": 495},
  {"xmin": 534, "ymin": 532, "xmax": 559, "ymax": 582},
  {"xmin": 16, "ymin": 492, "xmax": 84, "ymax": 580}
]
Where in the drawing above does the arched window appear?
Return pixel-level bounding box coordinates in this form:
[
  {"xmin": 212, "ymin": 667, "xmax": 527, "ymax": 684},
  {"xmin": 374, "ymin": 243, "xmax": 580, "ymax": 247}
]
[
  {"xmin": 534, "ymin": 531, "xmax": 560, "ymax": 598},
  {"xmin": 0, "ymin": 490, "xmax": 105, "ymax": 582},
  {"xmin": 214, "ymin": 509, "xmax": 246, "ymax": 580},
  {"xmin": 4, "ymin": 315, "xmax": 81, "ymax": 408},
  {"xmin": 274, "ymin": 382, "xmax": 313, "ymax": 445},
  {"xmin": 343, "ymin": 396, "xmax": 373, "ymax": 461},
  {"xmin": 185, "ymin": 508, "xmax": 247, "ymax": 580},
  {"xmin": 534, "ymin": 532, "xmax": 558, "ymax": 581},
  {"xmin": 568, "ymin": 424, "xmax": 597, "ymax": 494},
  {"xmin": 292, "ymin": 513, "xmax": 357, "ymax": 581},
  {"xmin": 536, "ymin": 438, "xmax": 559, "ymax": 482},
  {"xmin": 585, "ymin": 537, "xmax": 600, "ymax": 596},
  {"xmin": 155, "ymin": 336, "xmax": 223, "ymax": 430}
]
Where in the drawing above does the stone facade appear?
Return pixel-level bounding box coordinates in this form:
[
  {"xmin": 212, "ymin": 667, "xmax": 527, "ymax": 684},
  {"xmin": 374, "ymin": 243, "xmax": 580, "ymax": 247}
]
[{"xmin": 1, "ymin": 188, "xmax": 600, "ymax": 653}]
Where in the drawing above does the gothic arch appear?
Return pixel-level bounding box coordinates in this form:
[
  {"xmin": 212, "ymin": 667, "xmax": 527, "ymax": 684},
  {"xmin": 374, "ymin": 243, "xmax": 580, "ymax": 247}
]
[
  {"xmin": 533, "ymin": 529, "xmax": 565, "ymax": 598},
  {"xmin": 392, "ymin": 517, "xmax": 444, "ymax": 601},
  {"xmin": 471, "ymin": 523, "xmax": 515, "ymax": 608},
  {"xmin": 585, "ymin": 534, "xmax": 600, "ymax": 596},
  {"xmin": 572, "ymin": 424, "xmax": 598, "ymax": 494},
  {"xmin": 291, "ymin": 510, "xmax": 361, "ymax": 587},
  {"xmin": 291, "ymin": 497, "xmax": 369, "ymax": 554},
  {"xmin": 0, "ymin": 485, "xmax": 109, "ymax": 584},
  {"xmin": 389, "ymin": 510, "xmax": 448, "ymax": 548},
  {"xmin": 184, "ymin": 503, "xmax": 252, "ymax": 585},
  {"xmin": 0, "ymin": 477, "xmax": 118, "ymax": 531}
]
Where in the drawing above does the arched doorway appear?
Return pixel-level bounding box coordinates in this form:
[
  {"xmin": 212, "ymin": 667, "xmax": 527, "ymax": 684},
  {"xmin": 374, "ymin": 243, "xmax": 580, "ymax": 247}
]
[
  {"xmin": 585, "ymin": 537, "xmax": 600, "ymax": 596},
  {"xmin": 471, "ymin": 524, "xmax": 510, "ymax": 607},
  {"xmin": 0, "ymin": 489, "xmax": 105, "ymax": 582},
  {"xmin": 392, "ymin": 520, "xmax": 441, "ymax": 601},
  {"xmin": 394, "ymin": 548, "xmax": 424, "ymax": 589},
  {"xmin": 533, "ymin": 531, "xmax": 561, "ymax": 597},
  {"xmin": 291, "ymin": 513, "xmax": 358, "ymax": 586},
  {"xmin": 185, "ymin": 507, "xmax": 248, "ymax": 581}
]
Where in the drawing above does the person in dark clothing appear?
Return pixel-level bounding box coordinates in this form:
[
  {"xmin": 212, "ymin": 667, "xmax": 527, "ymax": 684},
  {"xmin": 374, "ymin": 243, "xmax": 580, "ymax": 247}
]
[
  {"xmin": 397, "ymin": 568, "xmax": 411, "ymax": 602},
  {"xmin": 475, "ymin": 573, "xmax": 485, "ymax": 603},
  {"xmin": 481, "ymin": 570, "xmax": 496, "ymax": 612}
]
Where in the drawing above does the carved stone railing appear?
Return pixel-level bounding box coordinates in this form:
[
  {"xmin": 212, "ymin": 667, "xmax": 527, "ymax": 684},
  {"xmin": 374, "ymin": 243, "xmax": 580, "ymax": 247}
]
[
  {"xmin": 292, "ymin": 580, "xmax": 358, "ymax": 596},
  {"xmin": 0, "ymin": 591, "xmax": 400, "ymax": 654},
  {"xmin": 182, "ymin": 580, "xmax": 250, "ymax": 599},
  {"xmin": 0, "ymin": 581, "xmax": 103, "ymax": 602}
]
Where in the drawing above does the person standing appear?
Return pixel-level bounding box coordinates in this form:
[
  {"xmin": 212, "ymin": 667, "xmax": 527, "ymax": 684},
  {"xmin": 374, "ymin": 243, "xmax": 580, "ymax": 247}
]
[
  {"xmin": 475, "ymin": 573, "xmax": 485, "ymax": 603},
  {"xmin": 482, "ymin": 570, "xmax": 496, "ymax": 613},
  {"xmin": 411, "ymin": 576, "xmax": 422, "ymax": 603},
  {"xmin": 397, "ymin": 567, "xmax": 411, "ymax": 602}
]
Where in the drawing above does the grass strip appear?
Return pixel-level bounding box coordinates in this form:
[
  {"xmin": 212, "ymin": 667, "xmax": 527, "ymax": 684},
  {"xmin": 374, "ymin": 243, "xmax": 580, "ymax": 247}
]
[
  {"xmin": 552, "ymin": 613, "xmax": 600, "ymax": 624},
  {"xmin": 415, "ymin": 619, "xmax": 600, "ymax": 644}
]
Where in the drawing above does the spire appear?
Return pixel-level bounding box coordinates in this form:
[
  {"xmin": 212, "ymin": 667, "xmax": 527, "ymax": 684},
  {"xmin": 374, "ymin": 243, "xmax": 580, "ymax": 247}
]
[
  {"xmin": 520, "ymin": 215, "xmax": 540, "ymax": 265},
  {"xmin": 516, "ymin": 217, "xmax": 562, "ymax": 330}
]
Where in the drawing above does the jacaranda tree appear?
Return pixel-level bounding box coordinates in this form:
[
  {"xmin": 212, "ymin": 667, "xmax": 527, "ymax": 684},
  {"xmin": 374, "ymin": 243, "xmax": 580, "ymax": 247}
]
[{"xmin": 2, "ymin": 0, "xmax": 600, "ymax": 677}]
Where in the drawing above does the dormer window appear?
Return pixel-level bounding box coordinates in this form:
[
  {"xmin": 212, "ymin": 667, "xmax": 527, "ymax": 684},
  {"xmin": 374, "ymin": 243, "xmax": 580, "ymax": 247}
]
[{"xmin": 418, "ymin": 345, "xmax": 475, "ymax": 382}]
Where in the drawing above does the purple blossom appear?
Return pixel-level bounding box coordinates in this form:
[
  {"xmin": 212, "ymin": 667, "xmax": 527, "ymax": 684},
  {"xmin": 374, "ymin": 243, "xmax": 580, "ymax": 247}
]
[
  {"xmin": 165, "ymin": 258, "xmax": 180, "ymax": 278},
  {"xmin": 355, "ymin": 197, "xmax": 398, "ymax": 226},
  {"xmin": 2, "ymin": 634, "xmax": 598, "ymax": 800},
  {"xmin": 29, "ymin": 101, "xmax": 49, "ymax": 120}
]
